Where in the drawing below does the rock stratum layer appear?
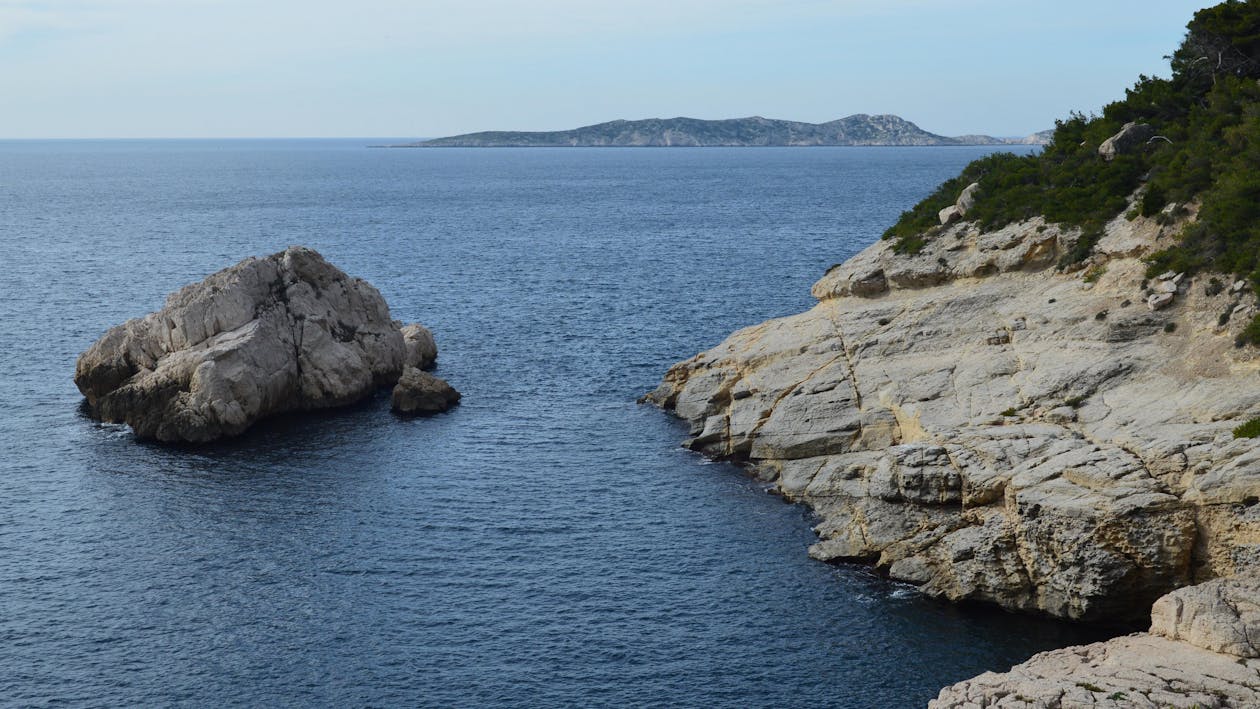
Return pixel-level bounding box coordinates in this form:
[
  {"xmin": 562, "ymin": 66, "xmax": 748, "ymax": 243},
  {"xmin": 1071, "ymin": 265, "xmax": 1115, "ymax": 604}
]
[
  {"xmin": 647, "ymin": 204, "xmax": 1260, "ymax": 623},
  {"xmin": 932, "ymin": 575, "xmax": 1260, "ymax": 708},
  {"xmin": 75, "ymin": 246, "xmax": 458, "ymax": 442}
]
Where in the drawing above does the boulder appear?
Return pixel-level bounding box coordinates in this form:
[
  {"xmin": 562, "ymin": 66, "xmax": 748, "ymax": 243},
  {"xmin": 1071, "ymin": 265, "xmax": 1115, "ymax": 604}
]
[
  {"xmin": 1150, "ymin": 575, "xmax": 1260, "ymax": 657},
  {"xmin": 1099, "ymin": 121, "xmax": 1155, "ymax": 161},
  {"xmin": 955, "ymin": 182, "xmax": 981, "ymax": 213},
  {"xmin": 937, "ymin": 182, "xmax": 981, "ymax": 225},
  {"xmin": 391, "ymin": 367, "xmax": 461, "ymax": 415},
  {"xmin": 1147, "ymin": 292, "xmax": 1175, "ymax": 310},
  {"xmin": 75, "ymin": 246, "xmax": 449, "ymax": 442}
]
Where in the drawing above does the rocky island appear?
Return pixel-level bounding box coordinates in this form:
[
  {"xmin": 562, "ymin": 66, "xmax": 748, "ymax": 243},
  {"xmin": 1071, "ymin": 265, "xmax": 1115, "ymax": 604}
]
[
  {"xmin": 401, "ymin": 114, "xmax": 1049, "ymax": 148},
  {"xmin": 75, "ymin": 246, "xmax": 458, "ymax": 443},
  {"xmin": 649, "ymin": 2, "xmax": 1260, "ymax": 705}
]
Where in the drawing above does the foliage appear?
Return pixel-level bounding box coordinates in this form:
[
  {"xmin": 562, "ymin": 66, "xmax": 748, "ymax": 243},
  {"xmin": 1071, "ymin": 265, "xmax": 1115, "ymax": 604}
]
[
  {"xmin": 1237, "ymin": 312, "xmax": 1260, "ymax": 346},
  {"xmin": 1233, "ymin": 417, "xmax": 1260, "ymax": 439},
  {"xmin": 884, "ymin": 1, "xmax": 1260, "ymax": 279}
]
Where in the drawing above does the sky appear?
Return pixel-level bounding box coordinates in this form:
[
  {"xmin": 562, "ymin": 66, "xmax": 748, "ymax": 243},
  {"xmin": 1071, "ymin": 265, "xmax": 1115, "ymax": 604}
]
[{"xmin": 0, "ymin": 0, "xmax": 1218, "ymax": 139}]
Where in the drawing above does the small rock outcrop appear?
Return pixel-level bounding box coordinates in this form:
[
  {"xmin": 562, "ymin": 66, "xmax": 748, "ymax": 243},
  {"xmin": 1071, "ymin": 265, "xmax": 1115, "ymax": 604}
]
[
  {"xmin": 932, "ymin": 576, "xmax": 1260, "ymax": 708},
  {"xmin": 1099, "ymin": 122, "xmax": 1155, "ymax": 161},
  {"xmin": 75, "ymin": 246, "xmax": 458, "ymax": 442},
  {"xmin": 391, "ymin": 368, "xmax": 461, "ymax": 415},
  {"xmin": 938, "ymin": 182, "xmax": 981, "ymax": 225}
]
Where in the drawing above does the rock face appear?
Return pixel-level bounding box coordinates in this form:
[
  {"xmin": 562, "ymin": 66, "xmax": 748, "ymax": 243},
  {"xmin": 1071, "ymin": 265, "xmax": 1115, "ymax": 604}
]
[
  {"xmin": 1099, "ymin": 122, "xmax": 1155, "ymax": 161},
  {"xmin": 75, "ymin": 246, "xmax": 457, "ymax": 442},
  {"xmin": 647, "ymin": 200, "xmax": 1260, "ymax": 622},
  {"xmin": 931, "ymin": 576, "xmax": 1260, "ymax": 708}
]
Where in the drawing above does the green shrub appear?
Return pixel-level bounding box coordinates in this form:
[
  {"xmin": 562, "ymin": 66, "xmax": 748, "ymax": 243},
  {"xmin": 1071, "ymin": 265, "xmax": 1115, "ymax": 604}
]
[
  {"xmin": 1239, "ymin": 313, "xmax": 1260, "ymax": 346},
  {"xmin": 1234, "ymin": 418, "xmax": 1260, "ymax": 438},
  {"xmin": 1220, "ymin": 307, "xmax": 1234, "ymax": 327},
  {"xmin": 1075, "ymin": 682, "xmax": 1104, "ymax": 693}
]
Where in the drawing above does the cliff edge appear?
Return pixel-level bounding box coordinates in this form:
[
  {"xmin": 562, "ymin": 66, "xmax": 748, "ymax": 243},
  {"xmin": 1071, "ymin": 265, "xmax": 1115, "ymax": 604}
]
[{"xmin": 647, "ymin": 202, "xmax": 1260, "ymax": 622}]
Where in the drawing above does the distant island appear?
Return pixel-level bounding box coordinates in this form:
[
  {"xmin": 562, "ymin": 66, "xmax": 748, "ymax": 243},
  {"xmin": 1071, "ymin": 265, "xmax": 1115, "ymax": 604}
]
[{"xmin": 396, "ymin": 115, "xmax": 1051, "ymax": 148}]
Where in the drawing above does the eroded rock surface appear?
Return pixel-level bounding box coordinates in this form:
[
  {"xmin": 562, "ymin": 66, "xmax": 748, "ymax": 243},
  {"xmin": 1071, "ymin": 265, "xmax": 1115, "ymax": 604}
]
[
  {"xmin": 648, "ymin": 203, "xmax": 1260, "ymax": 622},
  {"xmin": 931, "ymin": 576, "xmax": 1260, "ymax": 708},
  {"xmin": 75, "ymin": 246, "xmax": 457, "ymax": 442}
]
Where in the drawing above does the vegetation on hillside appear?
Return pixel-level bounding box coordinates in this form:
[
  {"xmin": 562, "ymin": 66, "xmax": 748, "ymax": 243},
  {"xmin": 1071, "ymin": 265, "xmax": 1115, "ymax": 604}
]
[{"xmin": 884, "ymin": 0, "xmax": 1260, "ymax": 293}]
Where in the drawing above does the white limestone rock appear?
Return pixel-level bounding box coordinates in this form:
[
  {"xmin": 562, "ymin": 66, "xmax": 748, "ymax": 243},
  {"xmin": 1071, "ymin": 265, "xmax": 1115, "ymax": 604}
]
[
  {"xmin": 647, "ymin": 199, "xmax": 1260, "ymax": 623},
  {"xmin": 1150, "ymin": 575, "xmax": 1260, "ymax": 657},
  {"xmin": 932, "ymin": 575, "xmax": 1260, "ymax": 708},
  {"xmin": 1147, "ymin": 292, "xmax": 1174, "ymax": 310},
  {"xmin": 75, "ymin": 246, "xmax": 446, "ymax": 442},
  {"xmin": 1099, "ymin": 122, "xmax": 1155, "ymax": 161}
]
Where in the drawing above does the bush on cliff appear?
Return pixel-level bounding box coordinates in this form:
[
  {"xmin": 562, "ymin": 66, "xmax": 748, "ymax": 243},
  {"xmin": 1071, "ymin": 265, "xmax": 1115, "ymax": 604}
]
[{"xmin": 884, "ymin": 0, "xmax": 1260, "ymax": 279}]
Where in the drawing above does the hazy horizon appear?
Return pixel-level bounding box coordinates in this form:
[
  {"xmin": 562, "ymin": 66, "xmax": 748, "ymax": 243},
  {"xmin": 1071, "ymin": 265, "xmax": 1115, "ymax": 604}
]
[{"xmin": 0, "ymin": 0, "xmax": 1213, "ymax": 139}]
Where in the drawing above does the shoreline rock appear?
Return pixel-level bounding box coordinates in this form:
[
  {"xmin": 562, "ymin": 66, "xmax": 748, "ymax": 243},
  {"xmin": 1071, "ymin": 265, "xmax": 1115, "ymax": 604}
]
[
  {"xmin": 391, "ymin": 367, "xmax": 461, "ymax": 415},
  {"xmin": 646, "ymin": 199, "xmax": 1260, "ymax": 623},
  {"xmin": 931, "ymin": 575, "xmax": 1260, "ymax": 708},
  {"xmin": 75, "ymin": 246, "xmax": 459, "ymax": 442}
]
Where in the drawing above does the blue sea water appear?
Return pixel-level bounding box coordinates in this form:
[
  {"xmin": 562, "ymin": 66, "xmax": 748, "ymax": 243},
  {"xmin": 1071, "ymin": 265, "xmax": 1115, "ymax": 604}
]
[{"xmin": 0, "ymin": 141, "xmax": 1106, "ymax": 708}]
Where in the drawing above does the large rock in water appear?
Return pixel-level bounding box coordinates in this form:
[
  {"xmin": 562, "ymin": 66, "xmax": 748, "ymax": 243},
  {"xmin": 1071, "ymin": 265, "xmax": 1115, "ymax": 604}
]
[
  {"xmin": 648, "ymin": 200, "xmax": 1260, "ymax": 623},
  {"xmin": 75, "ymin": 246, "xmax": 455, "ymax": 442}
]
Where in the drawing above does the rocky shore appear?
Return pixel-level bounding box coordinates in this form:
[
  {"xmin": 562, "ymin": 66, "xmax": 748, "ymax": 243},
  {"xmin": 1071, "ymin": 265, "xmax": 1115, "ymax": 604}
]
[
  {"xmin": 75, "ymin": 246, "xmax": 458, "ymax": 442},
  {"xmin": 646, "ymin": 197, "xmax": 1260, "ymax": 702},
  {"xmin": 932, "ymin": 575, "xmax": 1260, "ymax": 708}
]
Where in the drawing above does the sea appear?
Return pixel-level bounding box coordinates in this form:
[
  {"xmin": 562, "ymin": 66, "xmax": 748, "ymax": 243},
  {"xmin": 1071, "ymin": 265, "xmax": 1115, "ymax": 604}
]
[{"xmin": 0, "ymin": 140, "xmax": 1109, "ymax": 708}]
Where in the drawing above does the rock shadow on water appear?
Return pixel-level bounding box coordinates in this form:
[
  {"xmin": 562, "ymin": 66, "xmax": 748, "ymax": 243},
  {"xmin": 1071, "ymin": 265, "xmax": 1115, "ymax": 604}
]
[{"xmin": 78, "ymin": 388, "xmax": 459, "ymax": 483}]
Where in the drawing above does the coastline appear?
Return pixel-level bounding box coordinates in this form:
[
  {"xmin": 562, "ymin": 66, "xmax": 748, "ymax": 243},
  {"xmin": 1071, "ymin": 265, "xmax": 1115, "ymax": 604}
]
[{"xmin": 646, "ymin": 197, "xmax": 1260, "ymax": 702}]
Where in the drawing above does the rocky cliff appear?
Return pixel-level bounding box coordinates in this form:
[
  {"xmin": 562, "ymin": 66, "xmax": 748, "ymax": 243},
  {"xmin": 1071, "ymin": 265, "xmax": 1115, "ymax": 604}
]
[
  {"xmin": 75, "ymin": 246, "xmax": 458, "ymax": 442},
  {"xmin": 646, "ymin": 202, "xmax": 1260, "ymax": 623},
  {"xmin": 403, "ymin": 115, "xmax": 1047, "ymax": 148}
]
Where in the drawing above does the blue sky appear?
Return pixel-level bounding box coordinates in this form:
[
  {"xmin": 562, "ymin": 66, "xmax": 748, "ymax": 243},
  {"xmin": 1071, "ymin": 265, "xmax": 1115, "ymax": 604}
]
[{"xmin": 0, "ymin": 0, "xmax": 1215, "ymax": 138}]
